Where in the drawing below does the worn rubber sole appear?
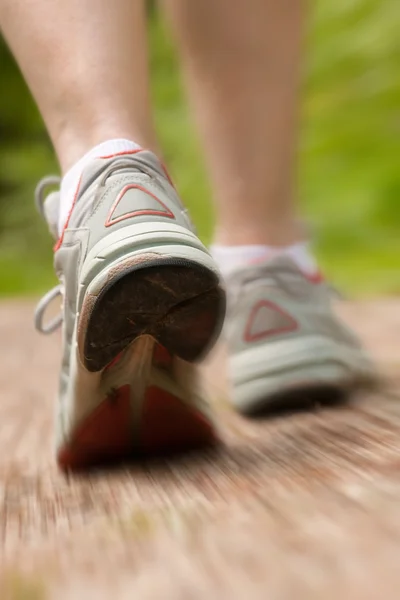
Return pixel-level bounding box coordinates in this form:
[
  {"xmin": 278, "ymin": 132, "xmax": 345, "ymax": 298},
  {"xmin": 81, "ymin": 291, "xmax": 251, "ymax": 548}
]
[{"xmin": 83, "ymin": 260, "xmax": 225, "ymax": 372}]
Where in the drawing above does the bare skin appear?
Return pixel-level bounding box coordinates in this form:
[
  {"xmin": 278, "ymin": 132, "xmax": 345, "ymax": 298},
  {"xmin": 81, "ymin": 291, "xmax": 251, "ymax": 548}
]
[
  {"xmin": 0, "ymin": 0, "xmax": 158, "ymax": 172},
  {"xmin": 0, "ymin": 0, "xmax": 303, "ymax": 244},
  {"xmin": 163, "ymin": 0, "xmax": 304, "ymax": 246}
]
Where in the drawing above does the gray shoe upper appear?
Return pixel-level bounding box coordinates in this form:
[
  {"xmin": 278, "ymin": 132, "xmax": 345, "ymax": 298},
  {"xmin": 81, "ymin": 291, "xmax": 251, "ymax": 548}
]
[
  {"xmin": 60, "ymin": 151, "xmax": 195, "ymax": 247},
  {"xmin": 34, "ymin": 151, "xmax": 221, "ymax": 449},
  {"xmin": 35, "ymin": 151, "xmax": 198, "ymax": 333},
  {"xmin": 55, "ymin": 151, "xmax": 194, "ymax": 281},
  {"xmin": 224, "ymin": 255, "xmax": 362, "ymax": 355}
]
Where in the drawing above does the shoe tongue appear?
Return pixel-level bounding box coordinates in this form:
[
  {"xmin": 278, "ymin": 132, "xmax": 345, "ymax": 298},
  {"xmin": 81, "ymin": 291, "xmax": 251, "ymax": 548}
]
[{"xmin": 42, "ymin": 191, "xmax": 60, "ymax": 240}]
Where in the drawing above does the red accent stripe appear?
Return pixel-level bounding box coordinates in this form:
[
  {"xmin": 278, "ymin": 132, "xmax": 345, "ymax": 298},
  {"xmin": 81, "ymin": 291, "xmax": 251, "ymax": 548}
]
[
  {"xmin": 248, "ymin": 256, "xmax": 324, "ymax": 285},
  {"xmin": 99, "ymin": 148, "xmax": 143, "ymax": 159},
  {"xmin": 244, "ymin": 299, "xmax": 298, "ymax": 343},
  {"xmin": 303, "ymin": 269, "xmax": 324, "ymax": 284},
  {"xmin": 57, "ymin": 384, "xmax": 132, "ymax": 470},
  {"xmin": 99, "ymin": 149, "xmax": 176, "ymax": 190},
  {"xmin": 105, "ymin": 183, "xmax": 174, "ymax": 227},
  {"xmin": 54, "ymin": 175, "xmax": 82, "ymax": 252},
  {"xmin": 141, "ymin": 386, "xmax": 216, "ymax": 453},
  {"xmin": 161, "ymin": 162, "xmax": 175, "ymax": 187},
  {"xmin": 153, "ymin": 344, "xmax": 173, "ymax": 369},
  {"xmin": 54, "ymin": 149, "xmax": 172, "ymax": 250}
]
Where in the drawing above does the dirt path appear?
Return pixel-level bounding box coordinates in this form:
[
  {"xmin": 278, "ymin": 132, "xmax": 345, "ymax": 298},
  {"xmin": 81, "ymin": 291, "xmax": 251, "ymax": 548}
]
[{"xmin": 0, "ymin": 299, "xmax": 399, "ymax": 599}]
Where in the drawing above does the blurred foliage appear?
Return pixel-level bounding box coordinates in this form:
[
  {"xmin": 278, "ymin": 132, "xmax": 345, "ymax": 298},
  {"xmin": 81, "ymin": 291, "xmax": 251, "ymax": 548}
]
[
  {"xmin": 0, "ymin": 0, "xmax": 399, "ymax": 296},
  {"xmin": 0, "ymin": 40, "xmax": 57, "ymax": 293}
]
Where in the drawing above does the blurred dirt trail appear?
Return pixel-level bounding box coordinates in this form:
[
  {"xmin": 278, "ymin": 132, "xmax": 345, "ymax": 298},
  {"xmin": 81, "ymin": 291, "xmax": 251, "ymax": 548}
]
[{"xmin": 0, "ymin": 299, "xmax": 399, "ymax": 599}]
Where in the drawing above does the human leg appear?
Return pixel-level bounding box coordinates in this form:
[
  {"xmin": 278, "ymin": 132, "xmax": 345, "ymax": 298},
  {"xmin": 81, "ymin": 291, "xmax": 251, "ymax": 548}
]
[
  {"xmin": 0, "ymin": 0, "xmax": 157, "ymax": 172},
  {"xmin": 162, "ymin": 0, "xmax": 304, "ymax": 250},
  {"xmin": 1, "ymin": 0, "xmax": 225, "ymax": 467},
  {"xmin": 163, "ymin": 0, "xmax": 374, "ymax": 412}
]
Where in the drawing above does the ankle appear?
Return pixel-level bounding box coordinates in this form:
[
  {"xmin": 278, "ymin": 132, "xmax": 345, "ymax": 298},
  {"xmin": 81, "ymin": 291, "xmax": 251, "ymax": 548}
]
[
  {"xmin": 213, "ymin": 220, "xmax": 306, "ymax": 248},
  {"xmin": 211, "ymin": 241, "xmax": 318, "ymax": 278},
  {"xmin": 55, "ymin": 123, "xmax": 160, "ymax": 174}
]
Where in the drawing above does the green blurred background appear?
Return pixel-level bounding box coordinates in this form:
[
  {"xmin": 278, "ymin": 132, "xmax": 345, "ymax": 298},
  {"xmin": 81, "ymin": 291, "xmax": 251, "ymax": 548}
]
[{"xmin": 0, "ymin": 0, "xmax": 399, "ymax": 297}]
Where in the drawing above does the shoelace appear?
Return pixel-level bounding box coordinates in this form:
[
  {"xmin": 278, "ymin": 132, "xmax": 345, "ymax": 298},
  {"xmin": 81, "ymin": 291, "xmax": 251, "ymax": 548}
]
[
  {"xmin": 34, "ymin": 174, "xmax": 61, "ymax": 219},
  {"xmin": 34, "ymin": 284, "xmax": 63, "ymax": 334},
  {"xmin": 34, "ymin": 175, "xmax": 64, "ymax": 335}
]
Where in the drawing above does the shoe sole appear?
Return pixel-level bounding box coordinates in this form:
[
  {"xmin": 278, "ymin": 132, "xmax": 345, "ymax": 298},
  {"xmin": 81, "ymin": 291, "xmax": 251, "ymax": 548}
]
[
  {"xmin": 58, "ymin": 254, "xmax": 225, "ymax": 471},
  {"xmin": 83, "ymin": 259, "xmax": 223, "ymax": 372},
  {"xmin": 230, "ymin": 336, "xmax": 375, "ymax": 415},
  {"xmin": 57, "ymin": 342, "xmax": 219, "ymax": 471}
]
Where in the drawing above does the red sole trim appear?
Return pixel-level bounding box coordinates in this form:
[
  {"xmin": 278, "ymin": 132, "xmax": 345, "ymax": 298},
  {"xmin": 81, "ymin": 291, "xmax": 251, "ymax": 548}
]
[
  {"xmin": 57, "ymin": 384, "xmax": 216, "ymax": 470},
  {"xmin": 57, "ymin": 384, "xmax": 132, "ymax": 470},
  {"xmin": 153, "ymin": 344, "xmax": 173, "ymax": 369},
  {"xmin": 141, "ymin": 386, "xmax": 216, "ymax": 454}
]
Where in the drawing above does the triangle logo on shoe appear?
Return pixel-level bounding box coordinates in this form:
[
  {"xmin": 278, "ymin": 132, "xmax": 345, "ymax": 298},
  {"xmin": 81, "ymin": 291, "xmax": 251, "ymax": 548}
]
[
  {"xmin": 105, "ymin": 184, "xmax": 175, "ymax": 227},
  {"xmin": 244, "ymin": 300, "xmax": 298, "ymax": 342}
]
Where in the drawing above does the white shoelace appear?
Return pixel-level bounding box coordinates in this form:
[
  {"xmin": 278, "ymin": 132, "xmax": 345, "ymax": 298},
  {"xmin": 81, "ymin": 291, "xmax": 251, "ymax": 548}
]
[{"xmin": 34, "ymin": 175, "xmax": 64, "ymax": 335}]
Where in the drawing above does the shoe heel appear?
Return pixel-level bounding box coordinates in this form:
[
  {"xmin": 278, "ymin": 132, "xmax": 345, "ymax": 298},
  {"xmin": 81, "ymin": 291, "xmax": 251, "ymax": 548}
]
[{"xmin": 79, "ymin": 257, "xmax": 226, "ymax": 372}]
